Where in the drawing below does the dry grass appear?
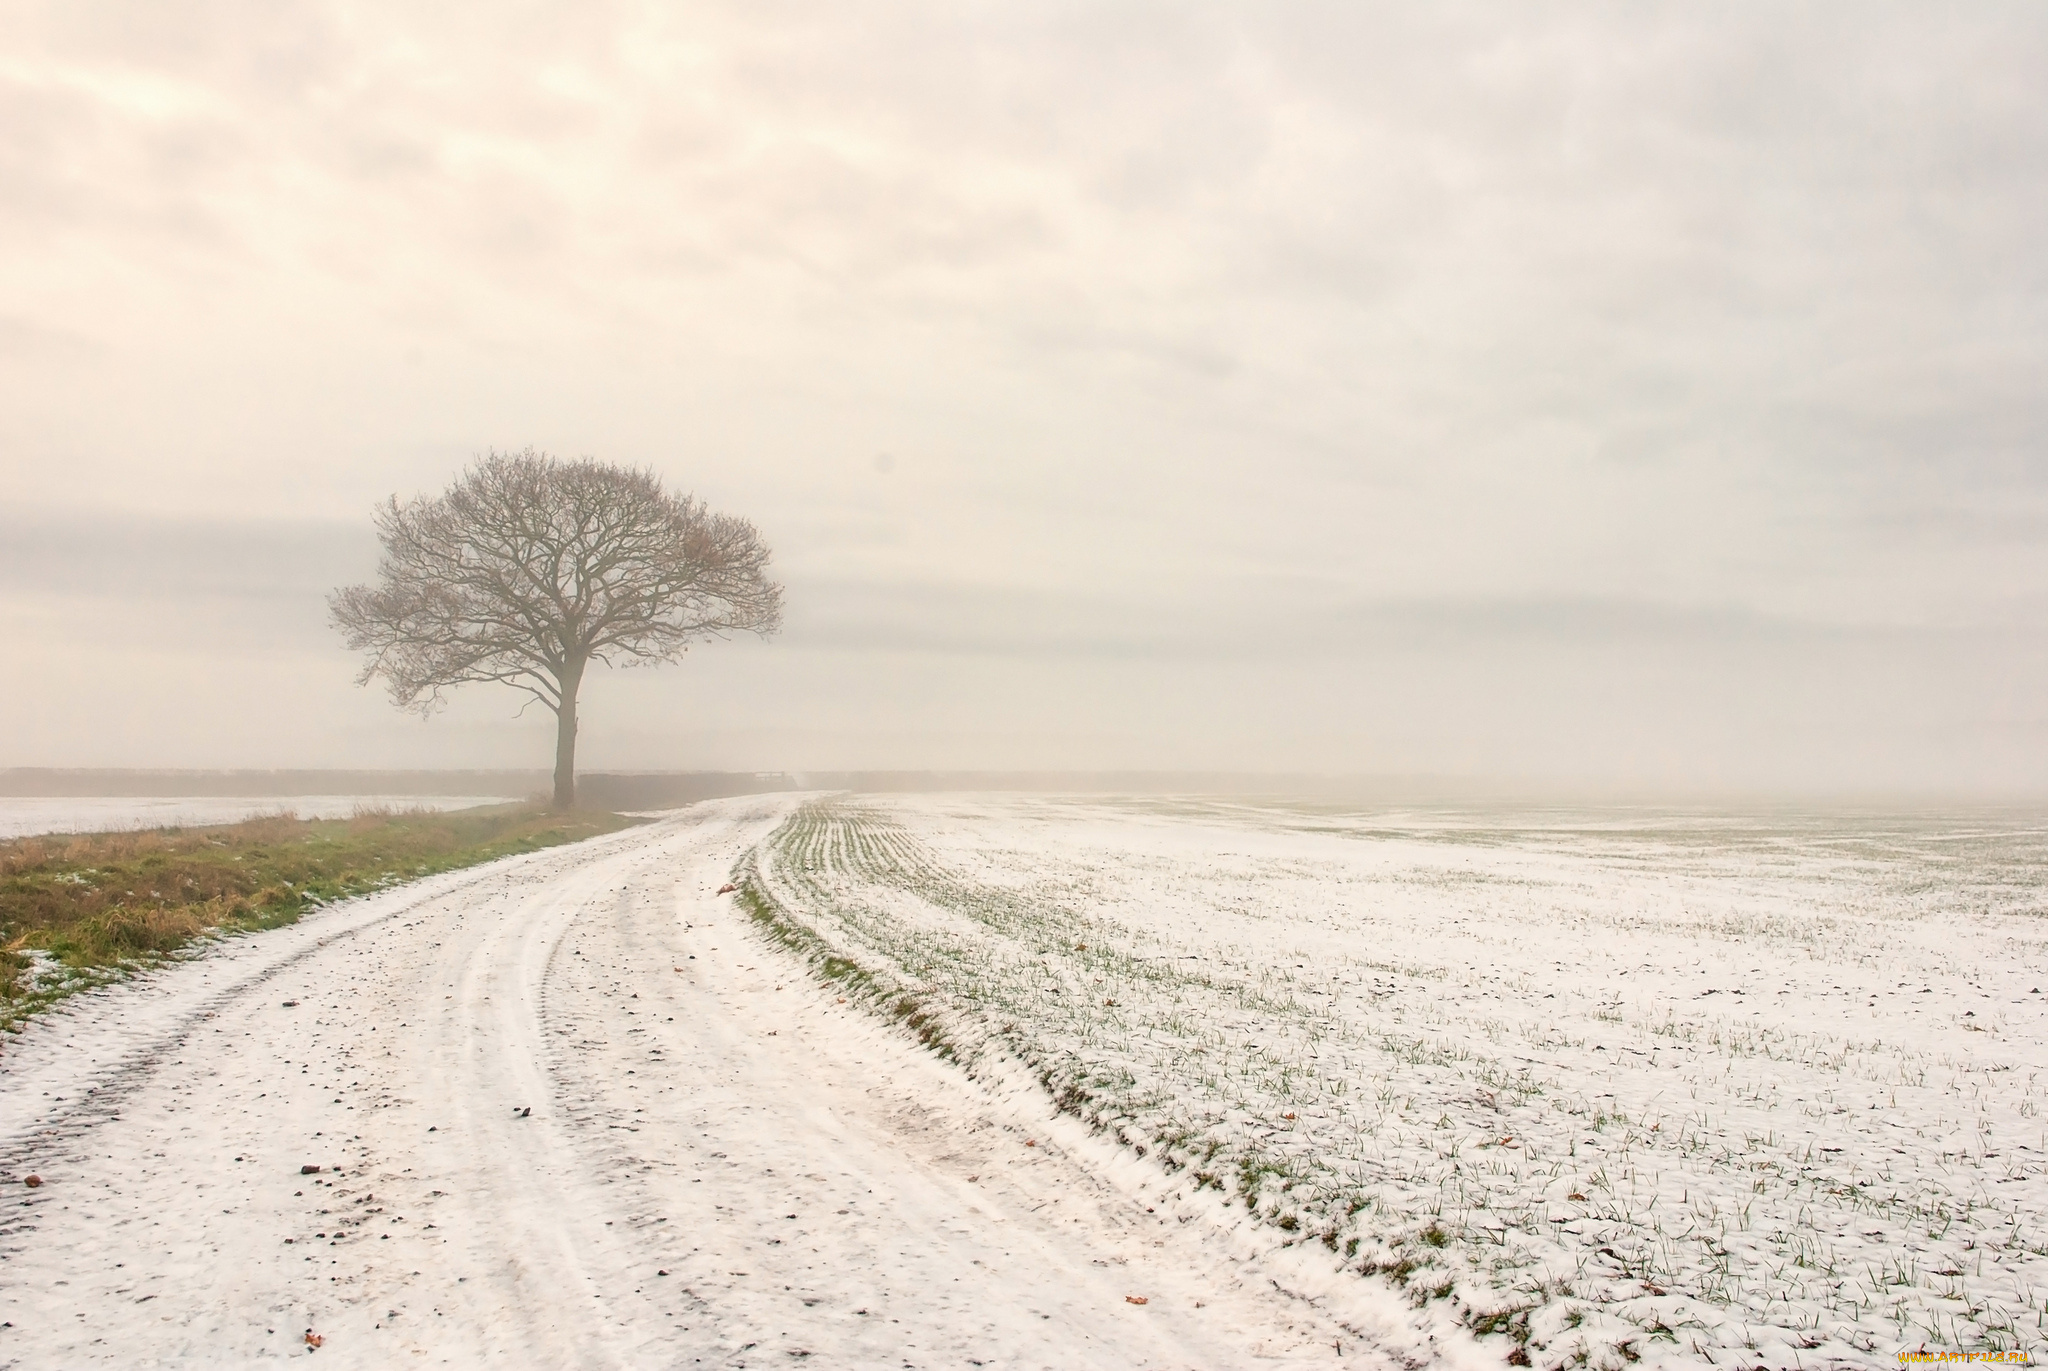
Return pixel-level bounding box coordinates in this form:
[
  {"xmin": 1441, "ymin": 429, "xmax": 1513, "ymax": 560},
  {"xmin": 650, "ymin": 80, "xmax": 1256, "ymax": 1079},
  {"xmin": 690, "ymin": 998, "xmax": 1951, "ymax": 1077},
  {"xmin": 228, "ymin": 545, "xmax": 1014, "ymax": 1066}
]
[{"xmin": 1, "ymin": 804, "xmax": 640, "ymax": 1028}]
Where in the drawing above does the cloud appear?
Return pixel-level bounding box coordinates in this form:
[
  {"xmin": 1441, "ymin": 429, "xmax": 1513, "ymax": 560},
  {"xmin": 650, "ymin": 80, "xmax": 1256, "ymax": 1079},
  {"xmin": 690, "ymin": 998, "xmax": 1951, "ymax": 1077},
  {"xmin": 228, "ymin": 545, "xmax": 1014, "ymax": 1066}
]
[
  {"xmin": 0, "ymin": 512, "xmax": 372, "ymax": 600},
  {"xmin": 1, "ymin": 2, "xmax": 2046, "ymax": 790}
]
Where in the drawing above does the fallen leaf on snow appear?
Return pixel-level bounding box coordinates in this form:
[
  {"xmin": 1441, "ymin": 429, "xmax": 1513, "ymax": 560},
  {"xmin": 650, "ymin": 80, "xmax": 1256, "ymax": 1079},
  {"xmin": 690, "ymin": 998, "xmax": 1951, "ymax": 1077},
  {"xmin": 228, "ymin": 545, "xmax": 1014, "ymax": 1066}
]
[
  {"xmin": 716, "ymin": 883, "xmax": 738, "ymax": 895},
  {"xmin": 304, "ymin": 1330, "xmax": 324, "ymax": 1348},
  {"xmin": 1125, "ymin": 1295, "xmax": 1148, "ymax": 1305}
]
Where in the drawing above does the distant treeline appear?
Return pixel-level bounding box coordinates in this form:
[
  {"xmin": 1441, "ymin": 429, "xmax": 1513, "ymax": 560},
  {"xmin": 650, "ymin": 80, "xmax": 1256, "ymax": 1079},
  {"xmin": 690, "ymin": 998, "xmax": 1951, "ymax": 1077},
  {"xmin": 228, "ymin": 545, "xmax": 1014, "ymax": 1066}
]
[
  {"xmin": 0, "ymin": 769, "xmax": 793, "ymax": 807},
  {"xmin": 0, "ymin": 768, "xmax": 558, "ymax": 798},
  {"xmin": 2, "ymin": 767, "xmax": 1381, "ymax": 806}
]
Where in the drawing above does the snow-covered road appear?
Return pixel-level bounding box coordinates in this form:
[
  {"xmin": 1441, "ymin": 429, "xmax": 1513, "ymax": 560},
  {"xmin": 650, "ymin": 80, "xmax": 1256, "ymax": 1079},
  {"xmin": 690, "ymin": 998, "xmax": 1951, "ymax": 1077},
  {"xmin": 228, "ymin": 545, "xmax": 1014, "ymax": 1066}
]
[{"xmin": 0, "ymin": 797, "xmax": 1405, "ymax": 1370}]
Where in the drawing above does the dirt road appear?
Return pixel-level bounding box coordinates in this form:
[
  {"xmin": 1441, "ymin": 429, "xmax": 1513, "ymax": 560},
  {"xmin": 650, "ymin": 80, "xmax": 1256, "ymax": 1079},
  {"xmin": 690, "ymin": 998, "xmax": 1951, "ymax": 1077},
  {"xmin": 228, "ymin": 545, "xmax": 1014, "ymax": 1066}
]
[{"xmin": 0, "ymin": 798, "xmax": 1411, "ymax": 1369}]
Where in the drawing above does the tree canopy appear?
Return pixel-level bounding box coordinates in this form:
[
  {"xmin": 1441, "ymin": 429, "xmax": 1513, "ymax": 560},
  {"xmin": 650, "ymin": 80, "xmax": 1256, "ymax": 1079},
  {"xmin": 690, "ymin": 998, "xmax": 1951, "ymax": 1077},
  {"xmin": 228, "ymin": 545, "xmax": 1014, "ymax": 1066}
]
[{"xmin": 330, "ymin": 450, "xmax": 782, "ymax": 808}]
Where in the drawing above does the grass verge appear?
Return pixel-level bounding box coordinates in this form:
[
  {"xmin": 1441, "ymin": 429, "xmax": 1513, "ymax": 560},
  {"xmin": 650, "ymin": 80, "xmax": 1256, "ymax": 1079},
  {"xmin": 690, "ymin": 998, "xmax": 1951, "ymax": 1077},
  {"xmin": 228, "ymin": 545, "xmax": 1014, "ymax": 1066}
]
[
  {"xmin": 2, "ymin": 803, "xmax": 641, "ymax": 1030},
  {"xmin": 733, "ymin": 848, "xmax": 964, "ymax": 1063}
]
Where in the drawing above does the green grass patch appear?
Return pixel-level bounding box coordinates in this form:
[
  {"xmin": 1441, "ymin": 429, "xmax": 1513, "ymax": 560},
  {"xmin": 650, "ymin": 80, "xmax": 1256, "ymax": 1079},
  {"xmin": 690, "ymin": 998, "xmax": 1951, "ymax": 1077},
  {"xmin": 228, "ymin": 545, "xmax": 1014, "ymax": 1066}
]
[
  {"xmin": 732, "ymin": 850, "xmax": 964, "ymax": 1063},
  {"xmin": 2, "ymin": 803, "xmax": 641, "ymax": 1029}
]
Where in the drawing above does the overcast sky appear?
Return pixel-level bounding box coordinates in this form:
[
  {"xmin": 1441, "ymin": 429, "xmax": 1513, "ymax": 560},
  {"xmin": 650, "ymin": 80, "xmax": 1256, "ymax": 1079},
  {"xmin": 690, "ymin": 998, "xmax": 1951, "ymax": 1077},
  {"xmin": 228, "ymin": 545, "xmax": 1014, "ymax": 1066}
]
[{"xmin": 4, "ymin": 2, "xmax": 2046, "ymax": 795}]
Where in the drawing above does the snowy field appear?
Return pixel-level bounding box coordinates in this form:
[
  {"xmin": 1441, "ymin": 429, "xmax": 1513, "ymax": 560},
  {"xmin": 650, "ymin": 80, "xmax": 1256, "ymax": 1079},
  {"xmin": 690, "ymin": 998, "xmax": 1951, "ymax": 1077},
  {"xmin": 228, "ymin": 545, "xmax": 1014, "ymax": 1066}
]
[
  {"xmin": 6, "ymin": 791, "xmax": 2044, "ymax": 1369},
  {"xmin": 0, "ymin": 794, "xmax": 518, "ymax": 839},
  {"xmin": 743, "ymin": 794, "xmax": 2048, "ymax": 1367}
]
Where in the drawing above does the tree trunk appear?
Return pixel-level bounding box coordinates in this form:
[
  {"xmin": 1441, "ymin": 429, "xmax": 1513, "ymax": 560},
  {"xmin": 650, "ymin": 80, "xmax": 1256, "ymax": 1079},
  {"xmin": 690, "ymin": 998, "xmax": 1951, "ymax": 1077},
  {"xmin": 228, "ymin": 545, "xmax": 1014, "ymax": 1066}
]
[{"xmin": 552, "ymin": 666, "xmax": 583, "ymax": 811}]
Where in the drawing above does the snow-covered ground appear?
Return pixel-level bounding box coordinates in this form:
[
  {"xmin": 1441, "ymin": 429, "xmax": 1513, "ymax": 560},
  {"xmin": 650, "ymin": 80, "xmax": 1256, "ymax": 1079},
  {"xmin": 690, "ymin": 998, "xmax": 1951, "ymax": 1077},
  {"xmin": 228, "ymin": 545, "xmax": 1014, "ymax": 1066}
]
[
  {"xmin": 0, "ymin": 795, "xmax": 518, "ymax": 840},
  {"xmin": 0, "ymin": 796, "xmax": 1412, "ymax": 1369},
  {"xmin": 8, "ymin": 792, "xmax": 2042, "ymax": 1369},
  {"xmin": 743, "ymin": 795, "xmax": 2048, "ymax": 1368}
]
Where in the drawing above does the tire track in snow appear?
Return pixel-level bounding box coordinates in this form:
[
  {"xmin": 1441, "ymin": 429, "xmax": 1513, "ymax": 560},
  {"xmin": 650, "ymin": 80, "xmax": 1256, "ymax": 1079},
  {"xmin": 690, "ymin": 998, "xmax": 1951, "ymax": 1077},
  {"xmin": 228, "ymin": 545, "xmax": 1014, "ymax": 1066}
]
[
  {"xmin": 0, "ymin": 819, "xmax": 671, "ymax": 1219},
  {"xmin": 0, "ymin": 796, "xmax": 1403, "ymax": 1369}
]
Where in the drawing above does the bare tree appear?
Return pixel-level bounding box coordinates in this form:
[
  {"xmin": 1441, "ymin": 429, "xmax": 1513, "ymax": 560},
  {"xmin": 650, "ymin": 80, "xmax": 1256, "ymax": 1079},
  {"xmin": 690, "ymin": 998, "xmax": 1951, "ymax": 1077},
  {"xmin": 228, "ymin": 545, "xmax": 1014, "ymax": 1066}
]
[{"xmin": 330, "ymin": 450, "xmax": 782, "ymax": 810}]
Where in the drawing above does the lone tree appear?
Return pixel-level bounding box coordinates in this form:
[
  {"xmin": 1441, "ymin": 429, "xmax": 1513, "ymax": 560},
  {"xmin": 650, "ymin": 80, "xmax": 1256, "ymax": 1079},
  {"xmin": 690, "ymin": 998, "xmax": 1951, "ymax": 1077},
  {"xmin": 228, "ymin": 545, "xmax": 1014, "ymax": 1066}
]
[{"xmin": 330, "ymin": 450, "xmax": 782, "ymax": 810}]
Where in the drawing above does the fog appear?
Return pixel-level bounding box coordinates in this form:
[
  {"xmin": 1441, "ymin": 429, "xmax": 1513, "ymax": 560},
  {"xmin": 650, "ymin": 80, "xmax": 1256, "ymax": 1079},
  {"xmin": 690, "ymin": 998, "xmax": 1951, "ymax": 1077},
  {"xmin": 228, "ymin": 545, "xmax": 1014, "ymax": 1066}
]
[{"xmin": 4, "ymin": 3, "xmax": 2046, "ymax": 796}]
